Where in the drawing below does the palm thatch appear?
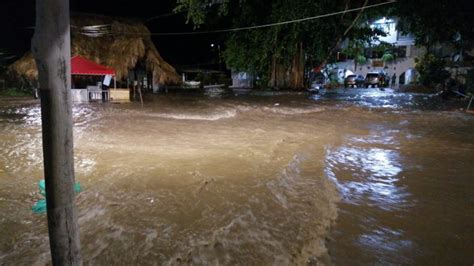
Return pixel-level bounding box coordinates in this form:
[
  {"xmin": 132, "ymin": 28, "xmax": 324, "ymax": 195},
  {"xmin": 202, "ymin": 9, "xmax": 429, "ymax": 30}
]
[{"xmin": 9, "ymin": 14, "xmax": 181, "ymax": 86}]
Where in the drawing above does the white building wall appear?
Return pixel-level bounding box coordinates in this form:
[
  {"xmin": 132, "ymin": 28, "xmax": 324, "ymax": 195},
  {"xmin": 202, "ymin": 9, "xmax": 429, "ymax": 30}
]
[
  {"xmin": 338, "ymin": 57, "xmax": 417, "ymax": 85},
  {"xmin": 71, "ymin": 89, "xmax": 88, "ymax": 103},
  {"xmin": 332, "ymin": 18, "xmax": 423, "ymax": 86}
]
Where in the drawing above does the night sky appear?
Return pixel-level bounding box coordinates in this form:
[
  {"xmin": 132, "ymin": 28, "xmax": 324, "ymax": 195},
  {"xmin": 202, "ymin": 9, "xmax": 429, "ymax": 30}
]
[{"xmin": 0, "ymin": 0, "xmax": 222, "ymax": 69}]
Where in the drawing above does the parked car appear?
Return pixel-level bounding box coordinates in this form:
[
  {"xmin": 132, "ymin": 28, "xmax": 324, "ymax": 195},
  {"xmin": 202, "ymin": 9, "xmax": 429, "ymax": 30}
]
[
  {"xmin": 365, "ymin": 72, "xmax": 387, "ymax": 88},
  {"xmin": 344, "ymin": 74, "xmax": 365, "ymax": 88}
]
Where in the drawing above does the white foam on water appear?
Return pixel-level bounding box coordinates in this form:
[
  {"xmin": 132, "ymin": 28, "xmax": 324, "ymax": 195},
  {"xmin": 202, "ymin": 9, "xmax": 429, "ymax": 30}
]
[
  {"xmin": 146, "ymin": 109, "xmax": 238, "ymax": 121},
  {"xmin": 262, "ymin": 106, "xmax": 326, "ymax": 115},
  {"xmin": 164, "ymin": 154, "xmax": 340, "ymax": 265}
]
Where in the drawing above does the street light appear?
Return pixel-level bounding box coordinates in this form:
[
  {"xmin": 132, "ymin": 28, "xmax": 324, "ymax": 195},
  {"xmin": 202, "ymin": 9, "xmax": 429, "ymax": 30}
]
[{"xmin": 210, "ymin": 43, "xmax": 222, "ymax": 70}]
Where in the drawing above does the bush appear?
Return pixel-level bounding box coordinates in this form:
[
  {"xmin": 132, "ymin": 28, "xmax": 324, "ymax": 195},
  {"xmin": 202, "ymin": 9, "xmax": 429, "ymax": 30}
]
[
  {"xmin": 0, "ymin": 87, "xmax": 31, "ymax": 97},
  {"xmin": 465, "ymin": 69, "xmax": 474, "ymax": 94},
  {"xmin": 415, "ymin": 53, "xmax": 450, "ymax": 88}
]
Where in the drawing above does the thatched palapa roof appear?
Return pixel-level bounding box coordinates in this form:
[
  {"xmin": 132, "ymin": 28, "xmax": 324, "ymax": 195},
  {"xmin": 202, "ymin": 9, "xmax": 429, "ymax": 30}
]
[{"xmin": 9, "ymin": 14, "xmax": 181, "ymax": 85}]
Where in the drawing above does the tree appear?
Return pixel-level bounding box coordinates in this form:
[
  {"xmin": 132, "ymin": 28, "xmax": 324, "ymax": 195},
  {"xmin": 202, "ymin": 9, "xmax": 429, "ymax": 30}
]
[
  {"xmin": 394, "ymin": 0, "xmax": 473, "ymax": 88},
  {"xmin": 394, "ymin": 0, "xmax": 474, "ymax": 50},
  {"xmin": 343, "ymin": 39, "xmax": 367, "ymax": 72},
  {"xmin": 176, "ymin": 0, "xmax": 390, "ymax": 89},
  {"xmin": 31, "ymin": 0, "xmax": 82, "ymax": 264},
  {"xmin": 415, "ymin": 53, "xmax": 450, "ymax": 88},
  {"xmin": 381, "ymin": 52, "xmax": 394, "ymax": 63}
]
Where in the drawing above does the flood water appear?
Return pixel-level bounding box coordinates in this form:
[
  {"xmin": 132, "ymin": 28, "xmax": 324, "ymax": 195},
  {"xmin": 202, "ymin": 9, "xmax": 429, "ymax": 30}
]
[{"xmin": 0, "ymin": 88, "xmax": 473, "ymax": 265}]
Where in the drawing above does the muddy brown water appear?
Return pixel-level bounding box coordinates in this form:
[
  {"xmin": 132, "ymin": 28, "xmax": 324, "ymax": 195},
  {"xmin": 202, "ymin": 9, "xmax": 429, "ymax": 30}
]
[{"xmin": 0, "ymin": 89, "xmax": 473, "ymax": 265}]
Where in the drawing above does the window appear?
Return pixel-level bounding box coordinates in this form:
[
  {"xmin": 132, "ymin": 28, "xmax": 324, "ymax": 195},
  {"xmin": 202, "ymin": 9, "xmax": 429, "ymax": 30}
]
[{"xmin": 395, "ymin": 46, "xmax": 407, "ymax": 58}]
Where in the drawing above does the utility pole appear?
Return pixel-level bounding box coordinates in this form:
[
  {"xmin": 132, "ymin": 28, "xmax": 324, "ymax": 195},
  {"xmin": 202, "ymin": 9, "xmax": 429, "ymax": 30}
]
[{"xmin": 31, "ymin": 0, "xmax": 82, "ymax": 265}]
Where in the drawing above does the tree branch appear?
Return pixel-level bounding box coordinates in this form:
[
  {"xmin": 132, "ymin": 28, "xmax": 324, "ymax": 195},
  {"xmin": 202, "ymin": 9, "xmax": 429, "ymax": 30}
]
[{"xmin": 317, "ymin": 0, "xmax": 369, "ymax": 69}]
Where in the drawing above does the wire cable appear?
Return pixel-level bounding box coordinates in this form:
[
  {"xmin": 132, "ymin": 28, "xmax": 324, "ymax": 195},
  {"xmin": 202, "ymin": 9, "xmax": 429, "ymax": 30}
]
[
  {"xmin": 145, "ymin": 0, "xmax": 396, "ymax": 36},
  {"xmin": 75, "ymin": 0, "xmax": 396, "ymax": 37},
  {"xmin": 146, "ymin": 11, "xmax": 186, "ymax": 22}
]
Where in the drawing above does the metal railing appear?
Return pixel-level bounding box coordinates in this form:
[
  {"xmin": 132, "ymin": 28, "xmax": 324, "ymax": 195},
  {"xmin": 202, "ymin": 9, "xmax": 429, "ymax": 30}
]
[{"xmin": 88, "ymin": 90, "xmax": 109, "ymax": 102}]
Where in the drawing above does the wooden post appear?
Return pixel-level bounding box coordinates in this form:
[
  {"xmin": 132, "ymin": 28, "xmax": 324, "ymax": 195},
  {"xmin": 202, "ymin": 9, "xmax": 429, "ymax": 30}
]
[
  {"xmin": 31, "ymin": 0, "xmax": 82, "ymax": 265},
  {"xmin": 133, "ymin": 84, "xmax": 136, "ymax": 100},
  {"xmin": 138, "ymin": 86, "xmax": 144, "ymax": 105}
]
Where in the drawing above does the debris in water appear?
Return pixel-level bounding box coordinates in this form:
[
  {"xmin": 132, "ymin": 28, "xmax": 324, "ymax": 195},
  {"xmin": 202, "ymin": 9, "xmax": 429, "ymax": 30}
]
[
  {"xmin": 32, "ymin": 199, "xmax": 46, "ymax": 214},
  {"xmin": 32, "ymin": 179, "xmax": 82, "ymax": 214},
  {"xmin": 195, "ymin": 177, "xmax": 217, "ymax": 194}
]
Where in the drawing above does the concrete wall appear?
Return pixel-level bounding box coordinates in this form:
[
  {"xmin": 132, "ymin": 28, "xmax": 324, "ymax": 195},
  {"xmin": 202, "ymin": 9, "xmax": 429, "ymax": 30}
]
[
  {"xmin": 110, "ymin": 89, "xmax": 130, "ymax": 103},
  {"xmin": 231, "ymin": 71, "xmax": 254, "ymax": 88},
  {"xmin": 71, "ymin": 89, "xmax": 88, "ymax": 103}
]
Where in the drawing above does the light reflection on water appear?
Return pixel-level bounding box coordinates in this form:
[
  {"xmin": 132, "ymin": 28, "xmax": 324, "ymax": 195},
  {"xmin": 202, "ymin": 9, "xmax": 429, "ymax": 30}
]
[
  {"xmin": 325, "ymin": 132, "xmax": 411, "ymax": 212},
  {"xmin": 325, "ymin": 148, "xmax": 410, "ymax": 263},
  {"xmin": 310, "ymin": 88, "xmax": 444, "ymax": 110},
  {"xmin": 324, "ymin": 128, "xmax": 417, "ymax": 263},
  {"xmin": 324, "ymin": 110, "xmax": 473, "ymax": 264}
]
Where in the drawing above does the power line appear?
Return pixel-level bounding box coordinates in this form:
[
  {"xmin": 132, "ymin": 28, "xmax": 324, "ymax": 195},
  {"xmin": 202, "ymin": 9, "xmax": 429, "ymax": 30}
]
[
  {"xmin": 144, "ymin": 0, "xmax": 396, "ymax": 36},
  {"xmin": 145, "ymin": 11, "xmax": 185, "ymax": 22},
  {"xmin": 74, "ymin": 0, "xmax": 396, "ymax": 37},
  {"xmin": 22, "ymin": 0, "xmax": 397, "ymax": 36}
]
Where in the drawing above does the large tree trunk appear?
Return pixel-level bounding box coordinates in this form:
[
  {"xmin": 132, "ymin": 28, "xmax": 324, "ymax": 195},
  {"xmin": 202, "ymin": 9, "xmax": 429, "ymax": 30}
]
[
  {"xmin": 290, "ymin": 42, "xmax": 304, "ymax": 89},
  {"xmin": 269, "ymin": 56, "xmax": 287, "ymax": 88},
  {"xmin": 270, "ymin": 55, "xmax": 277, "ymax": 88},
  {"xmin": 269, "ymin": 43, "xmax": 305, "ymax": 90},
  {"xmin": 31, "ymin": 0, "xmax": 82, "ymax": 265}
]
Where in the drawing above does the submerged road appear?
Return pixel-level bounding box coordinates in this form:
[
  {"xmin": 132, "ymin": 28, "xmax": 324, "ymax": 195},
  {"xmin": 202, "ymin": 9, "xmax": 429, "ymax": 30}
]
[{"xmin": 0, "ymin": 88, "xmax": 473, "ymax": 264}]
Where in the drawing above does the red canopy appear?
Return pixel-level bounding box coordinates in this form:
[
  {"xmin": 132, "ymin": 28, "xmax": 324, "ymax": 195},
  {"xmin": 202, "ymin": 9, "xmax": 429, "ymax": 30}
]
[{"xmin": 71, "ymin": 56, "xmax": 115, "ymax": 76}]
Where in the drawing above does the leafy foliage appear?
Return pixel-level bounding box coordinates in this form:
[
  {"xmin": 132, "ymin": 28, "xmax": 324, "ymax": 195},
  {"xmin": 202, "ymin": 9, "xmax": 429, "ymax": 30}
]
[
  {"xmin": 0, "ymin": 87, "xmax": 31, "ymax": 97},
  {"xmin": 178, "ymin": 0, "xmax": 389, "ymax": 84},
  {"xmin": 176, "ymin": 0, "xmax": 474, "ymax": 88},
  {"xmin": 393, "ymin": 0, "xmax": 473, "ymax": 90},
  {"xmin": 343, "ymin": 39, "xmax": 366, "ymax": 69},
  {"xmin": 394, "ymin": 0, "xmax": 474, "ymax": 49},
  {"xmin": 415, "ymin": 53, "xmax": 450, "ymax": 87},
  {"xmin": 175, "ymin": 0, "xmax": 231, "ymax": 25},
  {"xmin": 381, "ymin": 52, "xmax": 394, "ymax": 62},
  {"xmin": 465, "ymin": 69, "xmax": 474, "ymax": 94}
]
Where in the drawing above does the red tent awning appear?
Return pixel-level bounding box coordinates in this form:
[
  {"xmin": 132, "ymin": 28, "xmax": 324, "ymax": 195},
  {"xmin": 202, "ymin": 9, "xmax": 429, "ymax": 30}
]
[{"xmin": 71, "ymin": 56, "xmax": 115, "ymax": 76}]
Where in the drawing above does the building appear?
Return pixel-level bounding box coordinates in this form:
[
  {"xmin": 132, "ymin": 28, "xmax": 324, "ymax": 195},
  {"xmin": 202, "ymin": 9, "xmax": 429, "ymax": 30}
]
[{"xmin": 333, "ymin": 17, "xmax": 424, "ymax": 86}]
